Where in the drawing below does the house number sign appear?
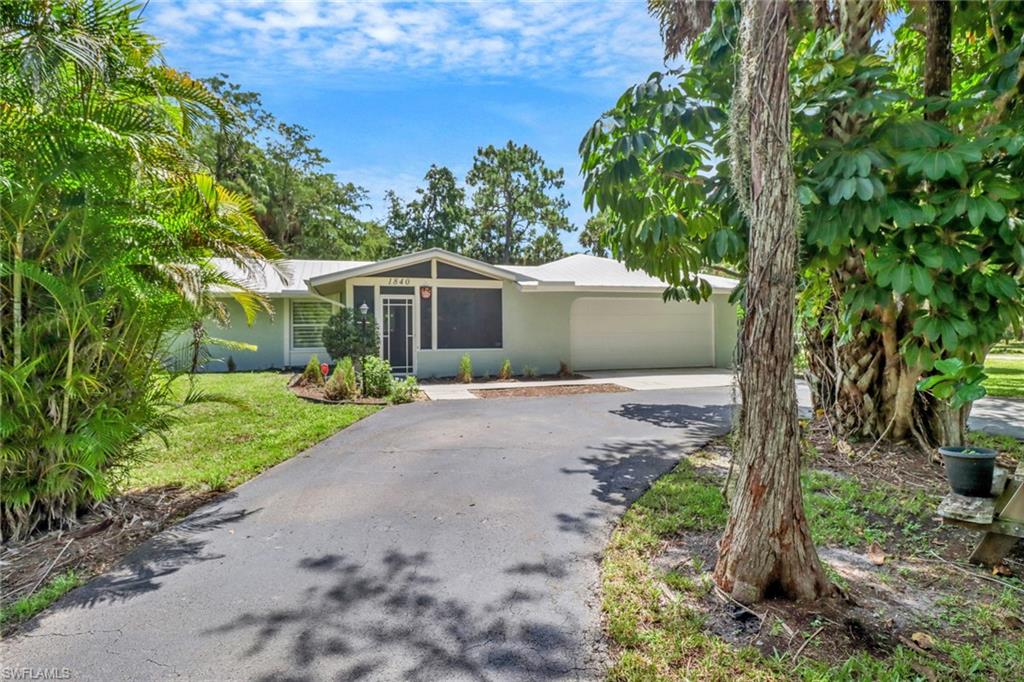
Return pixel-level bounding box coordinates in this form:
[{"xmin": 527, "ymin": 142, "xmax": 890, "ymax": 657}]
[{"xmin": 387, "ymin": 277, "xmax": 411, "ymax": 285}]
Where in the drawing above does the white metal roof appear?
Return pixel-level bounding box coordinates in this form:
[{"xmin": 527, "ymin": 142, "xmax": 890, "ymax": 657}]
[
  {"xmin": 212, "ymin": 251, "xmax": 737, "ymax": 295},
  {"xmin": 504, "ymin": 254, "xmax": 737, "ymax": 292},
  {"xmin": 210, "ymin": 257, "xmax": 369, "ymax": 295}
]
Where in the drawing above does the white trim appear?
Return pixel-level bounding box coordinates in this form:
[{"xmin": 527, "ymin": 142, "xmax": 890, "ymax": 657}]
[
  {"xmin": 282, "ymin": 298, "xmax": 290, "ymax": 367},
  {"xmin": 710, "ymin": 297, "xmax": 717, "ymax": 367},
  {"xmin": 517, "ymin": 283, "xmax": 735, "ymax": 295},
  {"xmin": 346, "ymin": 276, "xmax": 502, "ymax": 289},
  {"xmin": 307, "ymin": 248, "xmax": 521, "ymax": 288}
]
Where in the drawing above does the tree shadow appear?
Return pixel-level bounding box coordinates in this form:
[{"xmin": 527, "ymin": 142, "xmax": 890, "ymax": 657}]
[
  {"xmin": 969, "ymin": 397, "xmax": 1024, "ymax": 440},
  {"xmin": 610, "ymin": 402, "xmax": 733, "ymax": 430},
  {"xmin": 553, "ymin": 403, "xmax": 732, "ymax": 537},
  {"xmin": 18, "ymin": 497, "xmax": 260, "ymax": 634},
  {"xmin": 204, "ymin": 550, "xmax": 593, "ymax": 681}
]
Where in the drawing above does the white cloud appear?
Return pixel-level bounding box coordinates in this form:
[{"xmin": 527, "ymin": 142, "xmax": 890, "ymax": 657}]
[{"xmin": 144, "ymin": 0, "xmax": 666, "ymax": 89}]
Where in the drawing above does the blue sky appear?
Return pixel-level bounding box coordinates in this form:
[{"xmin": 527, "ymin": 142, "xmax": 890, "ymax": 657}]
[{"xmin": 144, "ymin": 1, "xmax": 671, "ymax": 250}]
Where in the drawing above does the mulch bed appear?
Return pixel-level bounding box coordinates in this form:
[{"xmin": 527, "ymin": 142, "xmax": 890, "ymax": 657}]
[
  {"xmin": 1, "ymin": 485, "xmax": 220, "ymax": 631},
  {"xmin": 421, "ymin": 372, "xmax": 585, "ymax": 385},
  {"xmin": 287, "ymin": 375, "xmax": 424, "ymax": 404},
  {"xmin": 469, "ymin": 383, "xmax": 632, "ymax": 399}
]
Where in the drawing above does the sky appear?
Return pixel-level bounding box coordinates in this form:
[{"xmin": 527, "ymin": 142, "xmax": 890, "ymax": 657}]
[{"xmin": 142, "ymin": 0, "xmax": 672, "ymax": 250}]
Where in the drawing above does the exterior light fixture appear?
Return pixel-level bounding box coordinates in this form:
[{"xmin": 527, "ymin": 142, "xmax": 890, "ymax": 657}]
[{"xmin": 358, "ymin": 302, "xmax": 369, "ymax": 316}]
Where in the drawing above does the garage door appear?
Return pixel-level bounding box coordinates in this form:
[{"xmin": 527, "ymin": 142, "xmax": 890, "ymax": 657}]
[{"xmin": 570, "ymin": 297, "xmax": 713, "ymax": 370}]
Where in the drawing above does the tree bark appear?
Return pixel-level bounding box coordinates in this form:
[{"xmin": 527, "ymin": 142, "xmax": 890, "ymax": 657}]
[
  {"xmin": 925, "ymin": 0, "xmax": 953, "ymax": 122},
  {"xmin": 714, "ymin": 0, "xmax": 831, "ymax": 604},
  {"xmin": 803, "ymin": 0, "xmax": 969, "ymax": 449}
]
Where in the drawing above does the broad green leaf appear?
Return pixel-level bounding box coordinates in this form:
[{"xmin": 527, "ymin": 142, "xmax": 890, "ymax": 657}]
[
  {"xmin": 911, "ymin": 266, "xmax": 933, "ymax": 296},
  {"xmin": 855, "ymin": 177, "xmax": 873, "ymax": 201},
  {"xmin": 891, "ymin": 264, "xmax": 912, "ymax": 294}
]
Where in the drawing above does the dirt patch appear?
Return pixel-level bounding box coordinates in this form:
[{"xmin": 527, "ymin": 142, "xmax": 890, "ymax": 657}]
[
  {"xmin": 803, "ymin": 417, "xmax": 1017, "ymax": 490},
  {"xmin": 657, "ymin": 531, "xmax": 1022, "ymax": 669},
  {"xmin": 1, "ymin": 485, "xmax": 220, "ymax": 632},
  {"xmin": 469, "ymin": 383, "xmax": 632, "ymax": 399}
]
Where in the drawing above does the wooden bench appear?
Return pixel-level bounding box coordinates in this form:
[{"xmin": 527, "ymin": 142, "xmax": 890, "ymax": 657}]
[{"xmin": 937, "ymin": 461, "xmax": 1024, "ymax": 566}]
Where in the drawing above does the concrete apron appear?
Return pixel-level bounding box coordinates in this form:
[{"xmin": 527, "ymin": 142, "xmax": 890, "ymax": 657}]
[{"xmin": 420, "ymin": 368, "xmax": 737, "ymax": 401}]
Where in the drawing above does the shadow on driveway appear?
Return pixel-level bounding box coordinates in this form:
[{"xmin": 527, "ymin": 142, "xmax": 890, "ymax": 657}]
[
  {"xmin": 203, "ymin": 551, "xmax": 584, "ymax": 682},
  {"xmin": 16, "ymin": 497, "xmax": 260, "ymax": 635}
]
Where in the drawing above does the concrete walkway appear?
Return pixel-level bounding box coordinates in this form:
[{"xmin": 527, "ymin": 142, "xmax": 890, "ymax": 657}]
[
  {"xmin": 420, "ymin": 368, "xmax": 735, "ymax": 401},
  {"xmin": 419, "ymin": 369, "xmax": 1022, "ymax": 441}
]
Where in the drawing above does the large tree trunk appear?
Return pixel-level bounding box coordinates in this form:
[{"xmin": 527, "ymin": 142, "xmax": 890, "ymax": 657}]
[
  {"xmin": 925, "ymin": 0, "xmax": 952, "ymax": 122},
  {"xmin": 714, "ymin": 0, "xmax": 831, "ymax": 604}
]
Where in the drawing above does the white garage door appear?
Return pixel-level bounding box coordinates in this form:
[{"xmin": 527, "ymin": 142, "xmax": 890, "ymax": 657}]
[{"xmin": 570, "ymin": 297, "xmax": 713, "ymax": 371}]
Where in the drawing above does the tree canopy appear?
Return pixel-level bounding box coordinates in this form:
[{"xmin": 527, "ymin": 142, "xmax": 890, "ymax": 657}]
[
  {"xmin": 466, "ymin": 141, "xmax": 573, "ymax": 264},
  {"xmin": 194, "ymin": 77, "xmax": 381, "ymax": 261},
  {"xmin": 581, "ymin": 0, "xmax": 1024, "ymax": 445}
]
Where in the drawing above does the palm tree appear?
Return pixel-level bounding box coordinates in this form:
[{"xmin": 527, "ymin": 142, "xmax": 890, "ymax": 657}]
[{"xmin": 0, "ymin": 0, "xmax": 282, "ymax": 540}]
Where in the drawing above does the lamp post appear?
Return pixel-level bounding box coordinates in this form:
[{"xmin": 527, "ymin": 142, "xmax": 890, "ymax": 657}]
[{"xmin": 358, "ymin": 302, "xmax": 369, "ymax": 331}]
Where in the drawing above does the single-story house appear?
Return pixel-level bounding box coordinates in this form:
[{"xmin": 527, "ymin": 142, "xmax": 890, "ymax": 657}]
[{"xmin": 202, "ymin": 248, "xmax": 738, "ymax": 377}]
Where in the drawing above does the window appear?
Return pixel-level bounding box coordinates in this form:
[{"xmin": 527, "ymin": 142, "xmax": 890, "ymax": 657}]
[
  {"xmin": 437, "ymin": 288, "xmax": 502, "ymax": 349},
  {"xmin": 291, "ymin": 301, "xmax": 332, "ymax": 349}
]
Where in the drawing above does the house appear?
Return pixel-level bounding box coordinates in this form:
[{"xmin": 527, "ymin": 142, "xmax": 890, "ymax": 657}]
[{"xmin": 203, "ymin": 248, "xmax": 738, "ymax": 377}]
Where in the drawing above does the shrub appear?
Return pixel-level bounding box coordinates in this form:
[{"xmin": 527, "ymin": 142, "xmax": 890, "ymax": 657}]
[
  {"xmin": 0, "ymin": 6, "xmax": 284, "ymax": 540},
  {"xmin": 390, "ymin": 376, "xmax": 419, "ymax": 404},
  {"xmin": 522, "ymin": 365, "xmax": 538, "ymax": 379},
  {"xmin": 558, "ymin": 361, "xmax": 573, "ymax": 378},
  {"xmin": 322, "ymin": 307, "xmax": 379, "ymax": 362},
  {"xmin": 362, "ymin": 355, "xmax": 394, "ymax": 398},
  {"xmin": 324, "ymin": 357, "xmax": 359, "ymax": 401},
  {"xmin": 299, "ymin": 355, "xmax": 325, "ymax": 386},
  {"xmin": 458, "ymin": 354, "xmax": 473, "ymax": 383},
  {"xmin": 498, "ymin": 358, "xmax": 513, "ymax": 380}
]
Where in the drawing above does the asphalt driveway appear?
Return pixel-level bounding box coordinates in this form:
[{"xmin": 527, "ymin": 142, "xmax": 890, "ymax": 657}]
[{"xmin": 2, "ymin": 388, "xmax": 735, "ymax": 681}]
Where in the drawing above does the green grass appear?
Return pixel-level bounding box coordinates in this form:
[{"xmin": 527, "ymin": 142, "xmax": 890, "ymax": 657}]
[
  {"xmin": 984, "ymin": 355, "xmax": 1024, "ymax": 398},
  {"xmin": 130, "ymin": 372, "xmax": 378, "ymax": 490},
  {"xmin": 803, "ymin": 470, "xmax": 936, "ymax": 550},
  {"xmin": 0, "ymin": 571, "xmax": 82, "ymax": 630},
  {"xmin": 991, "ymin": 340, "xmax": 1024, "ymax": 354},
  {"xmin": 602, "ymin": 453, "xmax": 1024, "ymax": 681},
  {"xmin": 970, "ymin": 431, "xmax": 1024, "ymax": 463}
]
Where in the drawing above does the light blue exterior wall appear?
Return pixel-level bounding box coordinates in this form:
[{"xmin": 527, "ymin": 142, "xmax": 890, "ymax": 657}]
[
  {"xmin": 199, "ymin": 284, "xmax": 738, "ymax": 376},
  {"xmin": 202, "ymin": 298, "xmax": 287, "ymax": 371},
  {"xmin": 415, "ymin": 283, "xmax": 738, "ymax": 378}
]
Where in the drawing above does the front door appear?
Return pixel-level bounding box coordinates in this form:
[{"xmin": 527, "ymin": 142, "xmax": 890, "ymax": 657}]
[{"xmin": 381, "ymin": 296, "xmax": 414, "ymax": 375}]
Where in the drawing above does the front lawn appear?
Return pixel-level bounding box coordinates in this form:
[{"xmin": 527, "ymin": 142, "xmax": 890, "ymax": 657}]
[
  {"xmin": 603, "ymin": 435, "xmax": 1024, "ymax": 680},
  {"xmin": 984, "ymin": 355, "xmax": 1024, "ymax": 399},
  {"xmin": 130, "ymin": 372, "xmax": 378, "ymax": 490}
]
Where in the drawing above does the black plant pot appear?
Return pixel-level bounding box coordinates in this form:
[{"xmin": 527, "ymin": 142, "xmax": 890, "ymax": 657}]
[{"xmin": 939, "ymin": 446, "xmax": 997, "ymax": 497}]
